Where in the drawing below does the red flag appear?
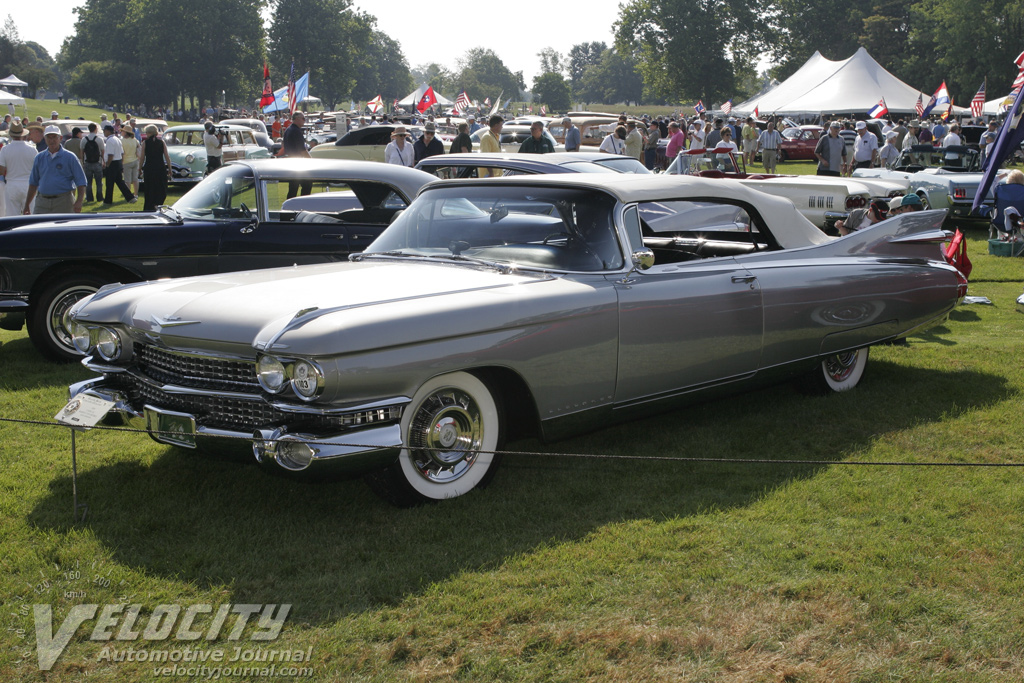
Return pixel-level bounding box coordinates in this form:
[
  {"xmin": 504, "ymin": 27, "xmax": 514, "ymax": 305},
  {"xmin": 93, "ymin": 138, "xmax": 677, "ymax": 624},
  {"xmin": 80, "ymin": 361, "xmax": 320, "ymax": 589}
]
[
  {"xmin": 417, "ymin": 86, "xmax": 437, "ymax": 113},
  {"xmin": 752, "ymin": 104, "xmax": 759, "ymax": 119},
  {"xmin": 259, "ymin": 62, "xmax": 274, "ymax": 108},
  {"xmin": 945, "ymin": 229, "xmax": 972, "ymax": 278}
]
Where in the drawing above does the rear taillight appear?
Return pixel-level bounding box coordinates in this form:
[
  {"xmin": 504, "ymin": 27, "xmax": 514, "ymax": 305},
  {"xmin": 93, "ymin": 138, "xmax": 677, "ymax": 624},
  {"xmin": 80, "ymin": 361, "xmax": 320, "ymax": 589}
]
[
  {"xmin": 952, "ymin": 188, "xmax": 966, "ymax": 199},
  {"xmin": 956, "ymin": 270, "xmax": 968, "ymax": 300},
  {"xmin": 846, "ymin": 196, "xmax": 866, "ymax": 210}
]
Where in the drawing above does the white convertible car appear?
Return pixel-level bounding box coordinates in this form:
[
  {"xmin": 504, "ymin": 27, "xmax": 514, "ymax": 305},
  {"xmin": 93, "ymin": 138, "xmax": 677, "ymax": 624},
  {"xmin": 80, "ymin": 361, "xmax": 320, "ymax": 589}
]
[{"xmin": 666, "ymin": 148, "xmax": 905, "ymax": 231}]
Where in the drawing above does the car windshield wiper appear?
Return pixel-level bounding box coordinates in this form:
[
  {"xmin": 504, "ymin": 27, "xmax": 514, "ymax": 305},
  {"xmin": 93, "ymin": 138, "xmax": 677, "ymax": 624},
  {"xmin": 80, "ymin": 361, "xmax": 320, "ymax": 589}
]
[
  {"xmin": 351, "ymin": 250, "xmax": 424, "ymax": 261},
  {"xmin": 352, "ymin": 251, "xmax": 512, "ymax": 273},
  {"xmin": 443, "ymin": 254, "xmax": 513, "ymax": 273},
  {"xmin": 157, "ymin": 205, "xmax": 183, "ymax": 223}
]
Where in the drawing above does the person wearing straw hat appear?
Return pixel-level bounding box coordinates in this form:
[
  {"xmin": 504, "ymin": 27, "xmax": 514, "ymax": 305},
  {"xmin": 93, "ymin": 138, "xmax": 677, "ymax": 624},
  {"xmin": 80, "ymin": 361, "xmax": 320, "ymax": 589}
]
[
  {"xmin": 23, "ymin": 125, "xmax": 87, "ymax": 214},
  {"xmin": 384, "ymin": 126, "xmax": 414, "ymax": 167}
]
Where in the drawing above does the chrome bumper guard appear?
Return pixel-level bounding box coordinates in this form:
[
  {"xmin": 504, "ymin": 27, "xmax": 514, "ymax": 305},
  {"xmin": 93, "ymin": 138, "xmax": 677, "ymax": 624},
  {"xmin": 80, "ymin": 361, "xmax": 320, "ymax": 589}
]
[{"xmin": 69, "ymin": 378, "xmax": 403, "ymax": 474}]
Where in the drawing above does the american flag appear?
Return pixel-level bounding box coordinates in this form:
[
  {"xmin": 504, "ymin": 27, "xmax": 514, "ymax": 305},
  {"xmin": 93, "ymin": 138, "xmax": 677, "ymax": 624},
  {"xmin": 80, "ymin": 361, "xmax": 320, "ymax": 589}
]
[
  {"xmin": 721, "ymin": 99, "xmax": 732, "ymax": 115},
  {"xmin": 540, "ymin": 105, "xmax": 547, "ymax": 115},
  {"xmin": 694, "ymin": 100, "xmax": 706, "ymax": 114},
  {"xmin": 915, "ymin": 93, "xmax": 924, "ymax": 116},
  {"xmin": 971, "ymin": 81, "xmax": 986, "ymax": 118},
  {"xmin": 286, "ymin": 59, "xmax": 297, "ymax": 118},
  {"xmin": 1014, "ymin": 69, "xmax": 1024, "ymax": 91},
  {"xmin": 454, "ymin": 90, "xmax": 471, "ymax": 114}
]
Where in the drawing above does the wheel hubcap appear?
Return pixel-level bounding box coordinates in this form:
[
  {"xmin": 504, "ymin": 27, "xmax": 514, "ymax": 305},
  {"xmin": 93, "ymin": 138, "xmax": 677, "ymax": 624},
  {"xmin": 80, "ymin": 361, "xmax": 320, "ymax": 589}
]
[
  {"xmin": 825, "ymin": 351, "xmax": 859, "ymax": 382},
  {"xmin": 409, "ymin": 389, "xmax": 483, "ymax": 483},
  {"xmin": 49, "ymin": 287, "xmax": 98, "ymax": 351}
]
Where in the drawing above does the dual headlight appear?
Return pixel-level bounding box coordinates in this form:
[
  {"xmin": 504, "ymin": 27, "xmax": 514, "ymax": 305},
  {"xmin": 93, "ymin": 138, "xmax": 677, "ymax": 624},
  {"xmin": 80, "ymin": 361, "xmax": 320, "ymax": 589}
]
[
  {"xmin": 256, "ymin": 355, "xmax": 324, "ymax": 401},
  {"xmin": 71, "ymin": 323, "xmax": 132, "ymax": 362}
]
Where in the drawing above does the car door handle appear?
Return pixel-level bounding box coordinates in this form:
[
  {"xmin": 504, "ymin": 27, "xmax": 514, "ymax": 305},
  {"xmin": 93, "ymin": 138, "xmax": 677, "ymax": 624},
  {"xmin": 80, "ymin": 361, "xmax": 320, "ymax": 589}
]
[
  {"xmin": 731, "ymin": 275, "xmax": 757, "ymax": 283},
  {"xmin": 350, "ymin": 234, "xmax": 375, "ymax": 240},
  {"xmin": 320, "ymin": 233, "xmax": 346, "ymax": 240}
]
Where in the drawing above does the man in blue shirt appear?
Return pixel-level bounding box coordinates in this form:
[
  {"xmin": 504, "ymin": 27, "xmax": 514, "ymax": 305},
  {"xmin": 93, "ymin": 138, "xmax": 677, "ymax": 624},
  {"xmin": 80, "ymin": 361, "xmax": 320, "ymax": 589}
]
[
  {"xmin": 563, "ymin": 116, "xmax": 581, "ymax": 152},
  {"xmin": 23, "ymin": 125, "xmax": 87, "ymax": 214}
]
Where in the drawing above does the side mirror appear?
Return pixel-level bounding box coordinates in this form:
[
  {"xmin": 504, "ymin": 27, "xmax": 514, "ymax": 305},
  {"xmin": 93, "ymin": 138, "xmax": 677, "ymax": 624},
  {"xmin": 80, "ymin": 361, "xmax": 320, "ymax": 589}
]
[{"xmin": 631, "ymin": 248, "xmax": 654, "ymax": 271}]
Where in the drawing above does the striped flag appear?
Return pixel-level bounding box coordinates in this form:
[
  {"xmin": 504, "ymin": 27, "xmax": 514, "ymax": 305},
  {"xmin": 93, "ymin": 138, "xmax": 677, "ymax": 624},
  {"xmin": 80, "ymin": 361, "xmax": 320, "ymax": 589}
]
[
  {"xmin": 971, "ymin": 81, "xmax": 986, "ymax": 118},
  {"xmin": 915, "ymin": 93, "xmax": 924, "ymax": 116},
  {"xmin": 694, "ymin": 100, "xmax": 706, "ymax": 114},
  {"xmin": 721, "ymin": 99, "xmax": 732, "ymax": 115},
  {"xmin": 867, "ymin": 98, "xmax": 888, "ymax": 118},
  {"xmin": 454, "ymin": 90, "xmax": 471, "ymax": 114},
  {"xmin": 286, "ymin": 59, "xmax": 297, "ymax": 118},
  {"xmin": 540, "ymin": 105, "xmax": 547, "ymax": 115},
  {"xmin": 1014, "ymin": 69, "xmax": 1024, "ymax": 91}
]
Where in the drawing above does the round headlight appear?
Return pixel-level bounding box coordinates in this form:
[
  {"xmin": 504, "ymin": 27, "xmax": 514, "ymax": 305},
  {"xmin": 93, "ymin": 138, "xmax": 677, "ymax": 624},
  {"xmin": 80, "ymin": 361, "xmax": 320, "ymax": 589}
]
[
  {"xmin": 71, "ymin": 323, "xmax": 92, "ymax": 354},
  {"xmin": 256, "ymin": 355, "xmax": 287, "ymax": 393},
  {"xmin": 290, "ymin": 360, "xmax": 323, "ymax": 400},
  {"xmin": 185, "ymin": 153, "xmax": 195, "ymax": 164},
  {"xmin": 95, "ymin": 327, "xmax": 121, "ymax": 361}
]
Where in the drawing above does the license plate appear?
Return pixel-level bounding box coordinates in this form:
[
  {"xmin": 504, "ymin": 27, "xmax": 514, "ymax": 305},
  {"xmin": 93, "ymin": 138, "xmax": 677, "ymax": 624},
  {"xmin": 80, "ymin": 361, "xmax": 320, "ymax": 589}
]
[{"xmin": 144, "ymin": 405, "xmax": 197, "ymax": 449}]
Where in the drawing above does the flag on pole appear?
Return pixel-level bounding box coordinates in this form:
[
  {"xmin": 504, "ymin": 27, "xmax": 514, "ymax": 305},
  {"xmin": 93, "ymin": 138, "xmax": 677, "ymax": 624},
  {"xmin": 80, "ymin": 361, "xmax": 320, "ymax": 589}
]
[
  {"xmin": 417, "ymin": 86, "xmax": 437, "ymax": 113},
  {"xmin": 484, "ymin": 97, "xmax": 491, "ymax": 107},
  {"xmin": 915, "ymin": 93, "xmax": 924, "ymax": 116},
  {"xmin": 721, "ymin": 99, "xmax": 732, "ymax": 115},
  {"xmin": 1013, "ymin": 69, "xmax": 1024, "ymax": 91},
  {"xmin": 261, "ymin": 70, "xmax": 308, "ymax": 114},
  {"xmin": 941, "ymin": 98, "xmax": 953, "ymax": 121},
  {"xmin": 540, "ymin": 105, "xmax": 547, "ymax": 116},
  {"xmin": 752, "ymin": 104, "xmax": 759, "ymax": 119},
  {"xmin": 867, "ymin": 98, "xmax": 888, "ymax": 119},
  {"xmin": 454, "ymin": 90, "xmax": 471, "ymax": 114},
  {"xmin": 921, "ymin": 81, "xmax": 949, "ymax": 117},
  {"xmin": 367, "ymin": 95, "xmax": 383, "ymax": 113},
  {"xmin": 971, "ymin": 81, "xmax": 986, "ymax": 118},
  {"xmin": 286, "ymin": 60, "xmax": 297, "ymax": 118},
  {"xmin": 973, "ymin": 86, "xmax": 1024, "ymax": 213},
  {"xmin": 393, "ymin": 99, "xmax": 399, "ymax": 110},
  {"xmin": 694, "ymin": 100, "xmax": 706, "ymax": 114},
  {"xmin": 259, "ymin": 62, "xmax": 275, "ymax": 108}
]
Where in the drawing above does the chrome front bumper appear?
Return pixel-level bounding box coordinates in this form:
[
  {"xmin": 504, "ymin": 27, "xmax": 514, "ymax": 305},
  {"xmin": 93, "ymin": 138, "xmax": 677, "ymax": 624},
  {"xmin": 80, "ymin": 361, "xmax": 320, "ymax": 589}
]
[{"xmin": 68, "ymin": 378, "xmax": 403, "ymax": 475}]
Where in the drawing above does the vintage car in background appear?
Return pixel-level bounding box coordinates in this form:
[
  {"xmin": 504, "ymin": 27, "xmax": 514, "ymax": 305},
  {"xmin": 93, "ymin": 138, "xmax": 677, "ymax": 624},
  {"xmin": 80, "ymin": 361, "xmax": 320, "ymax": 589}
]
[
  {"xmin": 42, "ymin": 119, "xmax": 97, "ymax": 141},
  {"xmin": 852, "ymin": 145, "xmax": 995, "ymax": 219},
  {"xmin": 665, "ymin": 147, "xmax": 904, "ymax": 231},
  {"xmin": 220, "ymin": 117, "xmax": 277, "ymax": 154},
  {"xmin": 469, "ymin": 125, "xmax": 564, "ymax": 153},
  {"xmin": 163, "ymin": 124, "xmax": 272, "ymax": 183},
  {"xmin": 66, "ymin": 174, "xmax": 965, "ymax": 507},
  {"xmin": 416, "ymin": 151, "xmax": 650, "ymax": 178},
  {"xmin": 131, "ymin": 117, "xmax": 168, "ymax": 134},
  {"xmin": 778, "ymin": 125, "xmax": 823, "ymax": 161},
  {"xmin": 0, "ymin": 159, "xmax": 435, "ymax": 361},
  {"xmin": 309, "ymin": 124, "xmax": 443, "ymax": 162}
]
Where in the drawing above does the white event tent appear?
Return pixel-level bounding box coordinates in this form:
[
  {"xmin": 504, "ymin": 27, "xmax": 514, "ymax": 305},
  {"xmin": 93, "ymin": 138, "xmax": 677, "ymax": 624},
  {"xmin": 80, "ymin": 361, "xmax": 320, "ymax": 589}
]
[
  {"xmin": 0, "ymin": 73, "xmax": 28, "ymax": 89},
  {"xmin": 397, "ymin": 84, "xmax": 454, "ymax": 108},
  {"xmin": 734, "ymin": 48, "xmax": 969, "ymax": 117},
  {"xmin": 0, "ymin": 88, "xmax": 25, "ymax": 107}
]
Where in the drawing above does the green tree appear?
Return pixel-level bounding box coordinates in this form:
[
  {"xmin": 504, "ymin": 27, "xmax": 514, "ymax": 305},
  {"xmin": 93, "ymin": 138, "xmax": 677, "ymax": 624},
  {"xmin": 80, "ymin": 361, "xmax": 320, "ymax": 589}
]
[
  {"xmin": 268, "ymin": 0, "xmax": 368, "ymax": 109},
  {"xmin": 537, "ymin": 47, "xmax": 565, "ymax": 77},
  {"xmin": 411, "ymin": 62, "xmax": 455, "ymax": 99},
  {"xmin": 567, "ymin": 41, "xmax": 605, "ymax": 93},
  {"xmin": 577, "ymin": 49, "xmax": 644, "ymax": 105},
  {"xmin": 350, "ymin": 25, "xmax": 413, "ymax": 103},
  {"xmin": 532, "ymin": 72, "xmax": 571, "ymax": 113},
  {"xmin": 454, "ymin": 48, "xmax": 522, "ymax": 102},
  {"xmin": 617, "ymin": 0, "xmax": 768, "ymax": 104}
]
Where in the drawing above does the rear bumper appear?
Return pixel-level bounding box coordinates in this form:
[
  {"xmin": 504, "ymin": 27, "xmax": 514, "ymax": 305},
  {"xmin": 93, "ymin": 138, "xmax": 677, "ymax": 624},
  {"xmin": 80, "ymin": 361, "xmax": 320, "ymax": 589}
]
[
  {"xmin": 68, "ymin": 378, "xmax": 403, "ymax": 476},
  {"xmin": 949, "ymin": 199, "xmax": 990, "ymax": 220},
  {"xmin": 0, "ymin": 297, "xmax": 28, "ymax": 330}
]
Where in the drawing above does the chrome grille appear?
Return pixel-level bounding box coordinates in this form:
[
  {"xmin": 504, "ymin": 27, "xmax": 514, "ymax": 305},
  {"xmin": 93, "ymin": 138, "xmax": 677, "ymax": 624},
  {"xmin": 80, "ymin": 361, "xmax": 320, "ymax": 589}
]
[{"xmin": 139, "ymin": 344, "xmax": 258, "ymax": 392}]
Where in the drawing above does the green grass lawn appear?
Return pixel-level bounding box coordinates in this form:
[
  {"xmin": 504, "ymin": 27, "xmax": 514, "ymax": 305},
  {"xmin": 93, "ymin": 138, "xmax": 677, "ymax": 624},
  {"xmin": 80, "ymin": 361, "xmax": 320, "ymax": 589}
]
[{"xmin": 1, "ymin": 229, "xmax": 1022, "ymax": 681}]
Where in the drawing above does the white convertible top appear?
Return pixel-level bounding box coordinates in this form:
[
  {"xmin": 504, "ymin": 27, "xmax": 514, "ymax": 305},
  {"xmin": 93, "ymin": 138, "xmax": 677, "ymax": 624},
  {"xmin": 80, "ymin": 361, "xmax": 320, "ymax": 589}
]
[{"xmin": 435, "ymin": 173, "xmax": 831, "ymax": 249}]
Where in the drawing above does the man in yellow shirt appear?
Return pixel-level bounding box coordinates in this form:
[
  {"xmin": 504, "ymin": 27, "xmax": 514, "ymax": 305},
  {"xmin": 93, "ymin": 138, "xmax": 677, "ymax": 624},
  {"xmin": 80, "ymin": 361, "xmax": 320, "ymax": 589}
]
[{"xmin": 478, "ymin": 115, "xmax": 504, "ymax": 177}]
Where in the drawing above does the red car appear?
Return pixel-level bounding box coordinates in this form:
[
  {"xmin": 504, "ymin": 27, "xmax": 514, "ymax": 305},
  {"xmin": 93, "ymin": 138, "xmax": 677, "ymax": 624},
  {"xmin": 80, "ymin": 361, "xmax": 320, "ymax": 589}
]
[{"xmin": 778, "ymin": 125, "xmax": 823, "ymax": 162}]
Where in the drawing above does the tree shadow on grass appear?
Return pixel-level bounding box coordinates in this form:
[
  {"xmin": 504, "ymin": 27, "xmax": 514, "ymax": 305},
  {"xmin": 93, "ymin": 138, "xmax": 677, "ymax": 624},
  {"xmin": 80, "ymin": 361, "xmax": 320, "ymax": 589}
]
[
  {"xmin": 26, "ymin": 361, "xmax": 1013, "ymax": 624},
  {"xmin": 0, "ymin": 333, "xmax": 92, "ymax": 391}
]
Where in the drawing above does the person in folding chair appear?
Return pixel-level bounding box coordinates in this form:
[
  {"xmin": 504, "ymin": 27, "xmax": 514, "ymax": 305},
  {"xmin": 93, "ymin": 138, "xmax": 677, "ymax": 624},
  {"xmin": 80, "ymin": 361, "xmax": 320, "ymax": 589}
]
[{"xmin": 990, "ymin": 169, "xmax": 1024, "ymax": 241}]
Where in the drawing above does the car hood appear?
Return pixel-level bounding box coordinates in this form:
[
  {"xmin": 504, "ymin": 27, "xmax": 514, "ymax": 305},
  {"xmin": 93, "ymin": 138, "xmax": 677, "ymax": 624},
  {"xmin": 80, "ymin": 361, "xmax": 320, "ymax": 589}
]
[
  {"xmin": 76, "ymin": 259, "xmax": 595, "ymax": 356},
  {"xmin": 0, "ymin": 212, "xmax": 163, "ymax": 235}
]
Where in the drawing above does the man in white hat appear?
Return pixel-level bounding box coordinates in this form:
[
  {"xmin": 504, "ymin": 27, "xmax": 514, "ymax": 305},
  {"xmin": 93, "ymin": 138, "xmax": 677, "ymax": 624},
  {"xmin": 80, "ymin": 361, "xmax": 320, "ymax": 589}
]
[
  {"xmin": 0, "ymin": 123, "xmax": 39, "ymax": 216},
  {"xmin": 23, "ymin": 125, "xmax": 87, "ymax": 214},
  {"xmin": 467, "ymin": 113, "xmax": 480, "ymax": 135},
  {"xmin": 850, "ymin": 120, "xmax": 878, "ymax": 173}
]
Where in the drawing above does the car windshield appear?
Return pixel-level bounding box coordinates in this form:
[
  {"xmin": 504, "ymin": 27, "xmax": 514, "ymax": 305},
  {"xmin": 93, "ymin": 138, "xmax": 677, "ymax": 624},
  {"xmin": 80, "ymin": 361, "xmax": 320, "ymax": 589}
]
[
  {"xmin": 364, "ymin": 185, "xmax": 624, "ymax": 272},
  {"xmin": 172, "ymin": 165, "xmax": 257, "ymax": 219},
  {"xmin": 894, "ymin": 145, "xmax": 980, "ymax": 172}
]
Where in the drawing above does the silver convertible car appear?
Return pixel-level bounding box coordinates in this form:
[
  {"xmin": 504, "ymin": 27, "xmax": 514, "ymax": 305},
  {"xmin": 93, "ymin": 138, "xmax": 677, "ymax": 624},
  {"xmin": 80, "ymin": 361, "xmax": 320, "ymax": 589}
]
[{"xmin": 66, "ymin": 175, "xmax": 966, "ymax": 506}]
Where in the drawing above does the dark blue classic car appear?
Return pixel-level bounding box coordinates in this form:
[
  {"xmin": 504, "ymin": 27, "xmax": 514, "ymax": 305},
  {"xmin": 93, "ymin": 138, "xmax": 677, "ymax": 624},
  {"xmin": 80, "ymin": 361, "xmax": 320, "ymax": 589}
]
[{"xmin": 0, "ymin": 159, "xmax": 435, "ymax": 361}]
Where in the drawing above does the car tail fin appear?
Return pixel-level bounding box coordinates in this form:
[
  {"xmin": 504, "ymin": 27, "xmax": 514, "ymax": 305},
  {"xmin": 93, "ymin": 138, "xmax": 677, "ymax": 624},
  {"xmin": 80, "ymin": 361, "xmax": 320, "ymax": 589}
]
[{"xmin": 833, "ymin": 209, "xmax": 952, "ymax": 262}]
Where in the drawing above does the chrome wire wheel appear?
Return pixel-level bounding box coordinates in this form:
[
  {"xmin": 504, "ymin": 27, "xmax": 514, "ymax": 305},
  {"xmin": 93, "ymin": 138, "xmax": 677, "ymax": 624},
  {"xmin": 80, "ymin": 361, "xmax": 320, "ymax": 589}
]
[{"xmin": 46, "ymin": 284, "xmax": 98, "ymax": 352}]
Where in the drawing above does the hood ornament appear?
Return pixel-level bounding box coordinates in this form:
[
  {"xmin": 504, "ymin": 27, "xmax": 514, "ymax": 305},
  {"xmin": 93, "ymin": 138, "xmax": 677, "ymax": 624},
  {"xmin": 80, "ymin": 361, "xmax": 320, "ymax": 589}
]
[{"xmin": 151, "ymin": 315, "xmax": 200, "ymax": 328}]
